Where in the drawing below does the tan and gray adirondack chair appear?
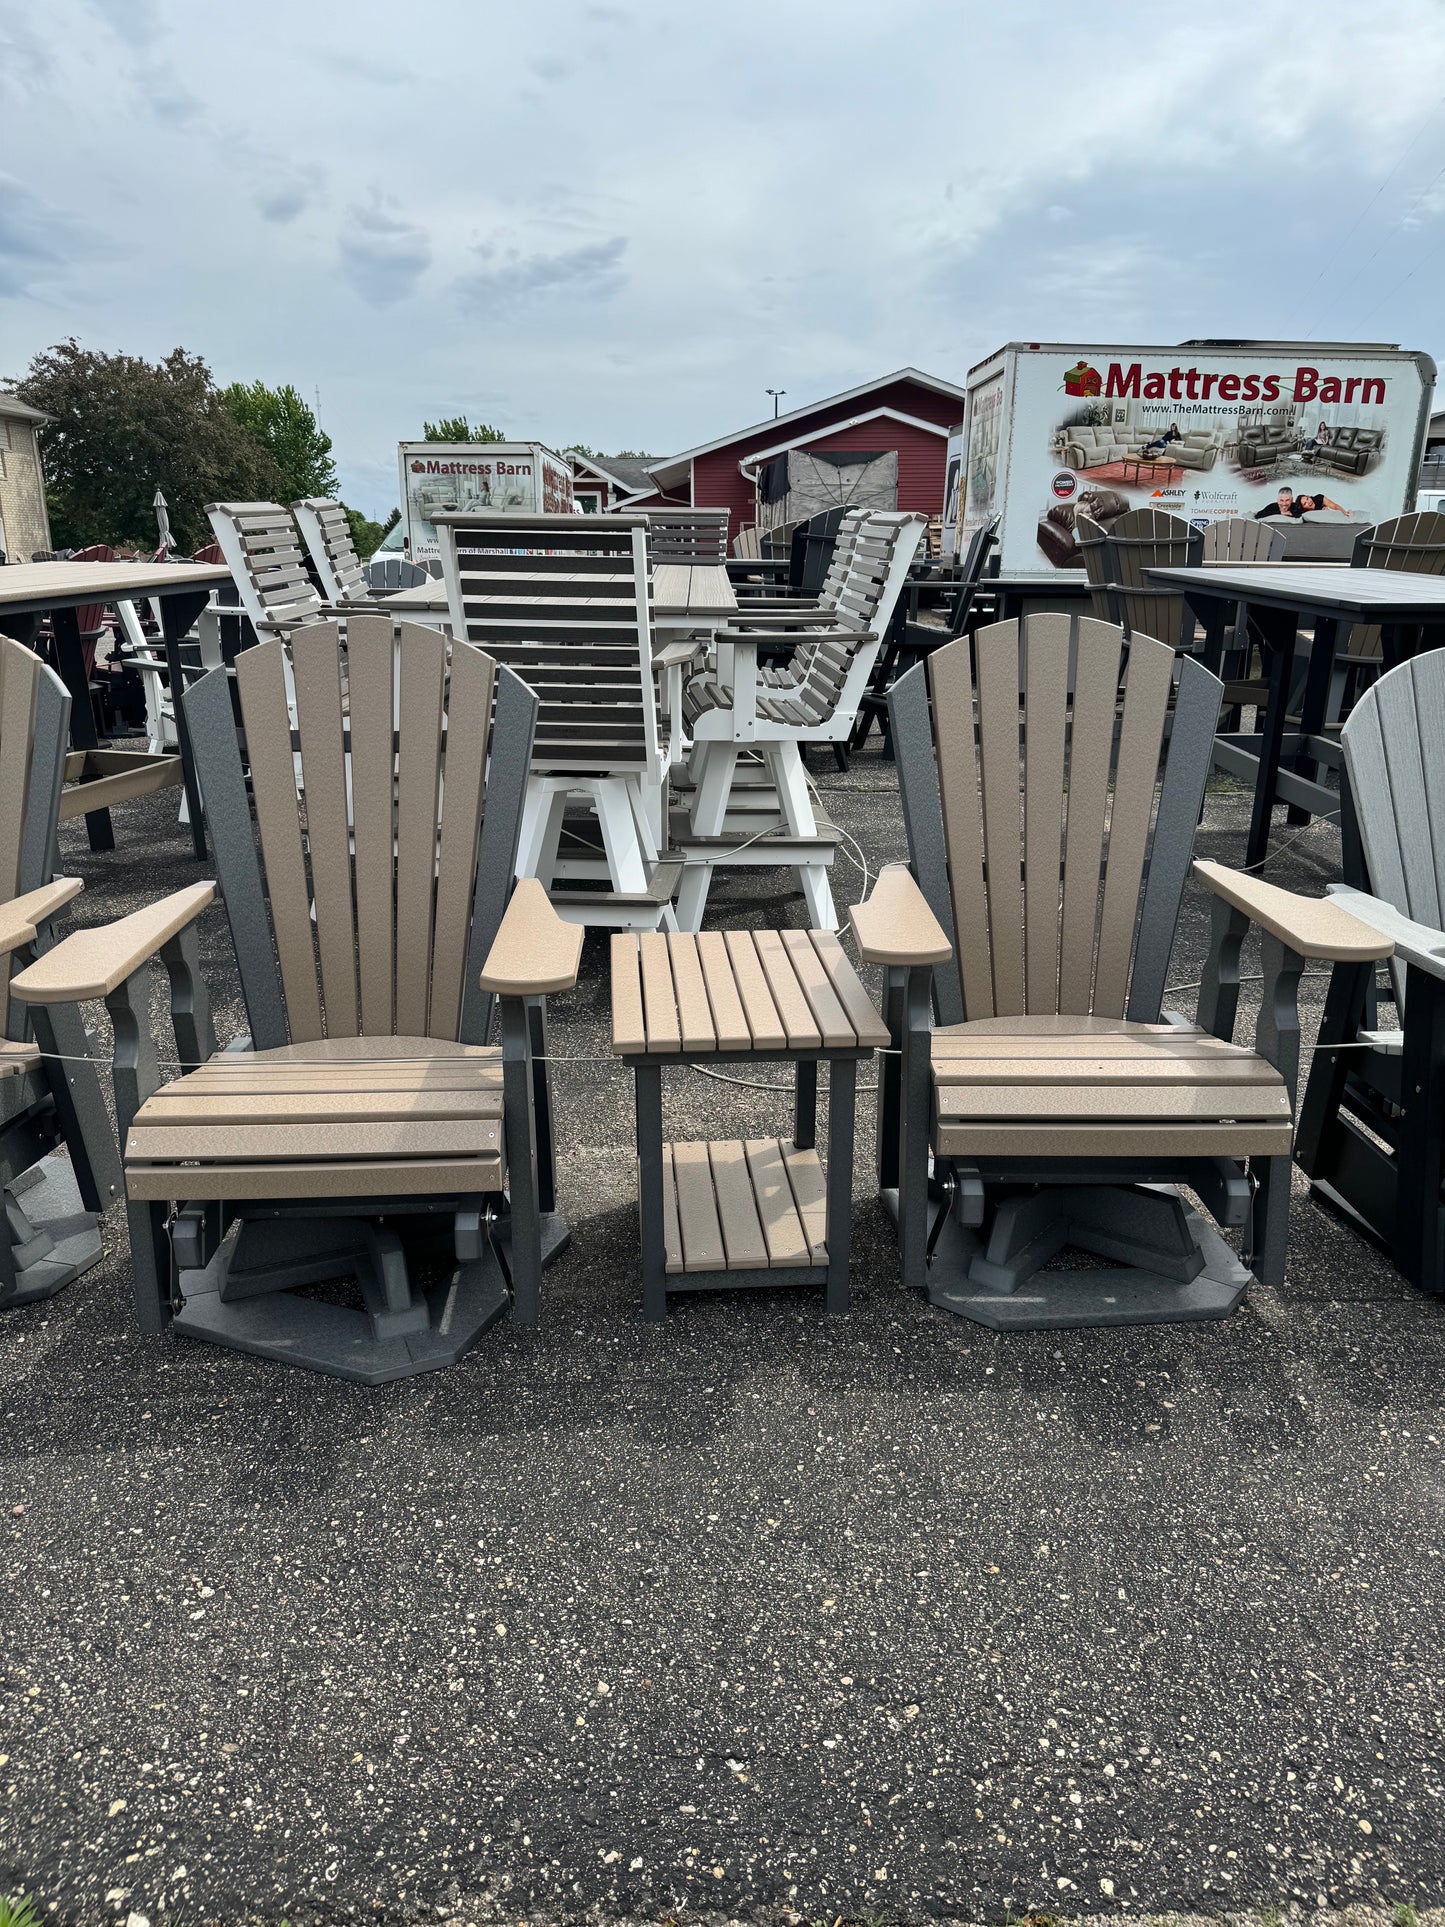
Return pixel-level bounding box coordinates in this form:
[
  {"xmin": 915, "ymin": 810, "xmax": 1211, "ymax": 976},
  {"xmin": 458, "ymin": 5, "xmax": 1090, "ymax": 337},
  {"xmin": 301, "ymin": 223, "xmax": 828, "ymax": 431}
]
[
  {"xmin": 12, "ymin": 617, "xmax": 582, "ymax": 1384},
  {"xmin": 851, "ymin": 614, "xmax": 1391, "ymax": 1328},
  {"xmin": 0, "ymin": 633, "xmax": 122, "ymax": 1307},
  {"xmin": 1099, "ymin": 507, "xmax": 1202, "ymax": 649},
  {"xmin": 435, "ymin": 509, "xmax": 680, "ymax": 931},
  {"xmin": 207, "ymin": 501, "xmax": 328, "ymax": 635},
  {"xmin": 1199, "ymin": 517, "xmax": 1284, "ymax": 713},
  {"xmin": 675, "ymin": 510, "xmax": 926, "ymax": 931},
  {"xmin": 733, "ymin": 525, "xmax": 761, "ymax": 560},
  {"xmin": 1337, "ymin": 510, "xmax": 1445, "ymax": 679},
  {"xmin": 1297, "ymin": 648, "xmax": 1445, "ymax": 1296},
  {"xmin": 291, "ymin": 497, "xmax": 371, "ymax": 605}
]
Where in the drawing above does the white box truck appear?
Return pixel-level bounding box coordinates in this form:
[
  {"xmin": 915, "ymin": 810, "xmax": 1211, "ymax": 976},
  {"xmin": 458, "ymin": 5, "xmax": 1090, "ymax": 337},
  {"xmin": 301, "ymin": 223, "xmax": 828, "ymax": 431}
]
[
  {"xmin": 398, "ymin": 441, "xmax": 574, "ymax": 567},
  {"xmin": 956, "ymin": 340, "xmax": 1436, "ymax": 577}
]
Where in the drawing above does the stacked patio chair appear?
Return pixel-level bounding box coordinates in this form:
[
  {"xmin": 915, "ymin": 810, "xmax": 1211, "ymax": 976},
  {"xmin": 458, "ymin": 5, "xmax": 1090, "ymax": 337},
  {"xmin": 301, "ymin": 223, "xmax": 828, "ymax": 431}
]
[
  {"xmin": 853, "ymin": 613, "xmax": 1390, "ymax": 1328},
  {"xmin": 1094, "ymin": 507, "xmax": 1202, "ymax": 649},
  {"xmin": 0, "ymin": 633, "xmax": 122, "ymax": 1308},
  {"xmin": 674, "ymin": 510, "xmax": 926, "ymax": 931},
  {"xmin": 207, "ymin": 502, "xmax": 329, "ymax": 636},
  {"xmin": 1335, "ymin": 510, "xmax": 1445, "ymax": 695},
  {"xmin": 435, "ymin": 509, "xmax": 682, "ymax": 930},
  {"xmin": 291, "ymin": 497, "xmax": 373, "ymax": 605},
  {"xmin": 851, "ymin": 511, "xmax": 999, "ymax": 755},
  {"xmin": 12, "ymin": 616, "xmax": 581, "ymax": 1383},
  {"xmin": 1296, "ymin": 649, "xmax": 1445, "ymax": 1296},
  {"xmin": 644, "ymin": 508, "xmax": 730, "ymax": 566}
]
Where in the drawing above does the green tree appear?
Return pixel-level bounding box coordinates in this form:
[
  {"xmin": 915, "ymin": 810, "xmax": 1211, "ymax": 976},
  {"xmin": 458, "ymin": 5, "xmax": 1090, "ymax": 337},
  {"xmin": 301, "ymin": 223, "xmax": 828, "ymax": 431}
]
[
  {"xmin": 566, "ymin": 445, "xmax": 650, "ymax": 460},
  {"xmin": 14, "ymin": 340, "xmax": 284, "ymax": 552},
  {"xmin": 220, "ymin": 378, "xmax": 338, "ymax": 500},
  {"xmin": 343, "ymin": 503, "xmax": 399, "ymax": 559},
  {"xmin": 422, "ymin": 416, "xmax": 506, "ymax": 442}
]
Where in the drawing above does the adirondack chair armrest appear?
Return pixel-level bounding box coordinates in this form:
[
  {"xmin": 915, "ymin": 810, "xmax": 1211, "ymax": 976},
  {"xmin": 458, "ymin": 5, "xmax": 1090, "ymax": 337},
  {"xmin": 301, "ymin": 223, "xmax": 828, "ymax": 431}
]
[
  {"xmin": 722, "ymin": 610, "xmax": 845, "ymax": 629},
  {"xmin": 1192, "ymin": 861, "xmax": 1394, "ymax": 961},
  {"xmin": 714, "ymin": 623, "xmax": 875, "ymax": 647},
  {"xmin": 1324, "ymin": 885, "xmax": 1445, "ymax": 979},
  {"xmin": 478, "ymin": 879, "xmax": 584, "ymax": 997},
  {"xmin": 0, "ymin": 877, "xmax": 83, "ymax": 956},
  {"xmin": 10, "ymin": 883, "xmax": 216, "ymax": 1004},
  {"xmin": 849, "ymin": 864, "xmax": 953, "ymax": 966}
]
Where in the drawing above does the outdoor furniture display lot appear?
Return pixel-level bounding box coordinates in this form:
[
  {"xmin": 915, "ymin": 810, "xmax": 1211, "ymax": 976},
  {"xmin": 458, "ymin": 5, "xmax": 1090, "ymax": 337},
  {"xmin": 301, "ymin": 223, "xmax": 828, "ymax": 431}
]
[
  {"xmin": 1296, "ymin": 649, "xmax": 1445, "ymax": 1295},
  {"xmin": 436, "ymin": 509, "xmax": 682, "ymax": 930},
  {"xmin": 12, "ymin": 616, "xmax": 582, "ymax": 1383},
  {"xmin": 1151, "ymin": 540, "xmax": 1445, "ymax": 868},
  {"xmin": 863, "ymin": 613, "xmax": 1391, "ymax": 1329},
  {"xmin": 0, "ymin": 633, "xmax": 122, "ymax": 1307},
  {"xmin": 611, "ymin": 927, "xmax": 888, "ymax": 1319},
  {"xmin": 0, "ymin": 558, "xmax": 229, "ymax": 856}
]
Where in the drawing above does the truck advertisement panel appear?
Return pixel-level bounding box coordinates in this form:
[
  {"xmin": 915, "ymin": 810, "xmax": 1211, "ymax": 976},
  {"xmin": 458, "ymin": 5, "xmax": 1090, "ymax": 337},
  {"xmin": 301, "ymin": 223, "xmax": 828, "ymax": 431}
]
[
  {"xmin": 960, "ymin": 344, "xmax": 1435, "ymax": 577},
  {"xmin": 398, "ymin": 442, "xmax": 573, "ymax": 563}
]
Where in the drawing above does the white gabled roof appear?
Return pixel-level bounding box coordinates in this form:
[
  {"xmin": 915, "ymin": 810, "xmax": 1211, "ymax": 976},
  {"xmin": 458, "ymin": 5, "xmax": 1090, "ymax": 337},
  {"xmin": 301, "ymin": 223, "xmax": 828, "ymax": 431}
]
[{"xmin": 646, "ymin": 367, "xmax": 967, "ymax": 487}]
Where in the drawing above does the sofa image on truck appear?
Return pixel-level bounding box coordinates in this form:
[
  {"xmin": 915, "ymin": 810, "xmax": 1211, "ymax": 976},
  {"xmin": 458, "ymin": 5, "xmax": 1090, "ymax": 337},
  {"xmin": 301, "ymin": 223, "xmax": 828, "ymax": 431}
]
[{"xmin": 1316, "ymin": 425, "xmax": 1385, "ymax": 476}]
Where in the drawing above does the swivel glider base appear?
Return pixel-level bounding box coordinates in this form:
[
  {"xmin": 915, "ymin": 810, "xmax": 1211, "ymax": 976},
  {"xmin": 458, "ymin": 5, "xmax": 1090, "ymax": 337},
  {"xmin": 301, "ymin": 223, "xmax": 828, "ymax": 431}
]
[
  {"xmin": 886, "ymin": 1182, "xmax": 1251, "ymax": 1330},
  {"xmin": 170, "ymin": 1208, "xmax": 570, "ymax": 1385},
  {"xmin": 1, "ymin": 1156, "xmax": 105, "ymax": 1310}
]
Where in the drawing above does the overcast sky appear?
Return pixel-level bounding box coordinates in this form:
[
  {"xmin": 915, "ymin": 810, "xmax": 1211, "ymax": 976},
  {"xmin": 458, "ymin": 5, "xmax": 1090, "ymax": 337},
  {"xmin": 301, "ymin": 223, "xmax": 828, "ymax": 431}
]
[{"xmin": 4, "ymin": 0, "xmax": 1445, "ymax": 516}]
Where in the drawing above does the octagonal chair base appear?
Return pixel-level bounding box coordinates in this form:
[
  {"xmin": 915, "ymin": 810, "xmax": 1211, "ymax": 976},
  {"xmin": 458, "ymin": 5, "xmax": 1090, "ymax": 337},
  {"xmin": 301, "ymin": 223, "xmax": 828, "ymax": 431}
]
[
  {"xmin": 170, "ymin": 1208, "xmax": 570, "ymax": 1385},
  {"xmin": 2, "ymin": 1156, "xmax": 105, "ymax": 1309},
  {"xmin": 885, "ymin": 1182, "xmax": 1251, "ymax": 1330}
]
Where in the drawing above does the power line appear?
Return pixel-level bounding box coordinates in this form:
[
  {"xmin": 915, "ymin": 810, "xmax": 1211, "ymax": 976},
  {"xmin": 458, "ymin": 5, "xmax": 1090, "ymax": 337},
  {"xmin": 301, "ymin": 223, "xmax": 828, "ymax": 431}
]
[{"xmin": 1300, "ymin": 91, "xmax": 1445, "ymax": 336}]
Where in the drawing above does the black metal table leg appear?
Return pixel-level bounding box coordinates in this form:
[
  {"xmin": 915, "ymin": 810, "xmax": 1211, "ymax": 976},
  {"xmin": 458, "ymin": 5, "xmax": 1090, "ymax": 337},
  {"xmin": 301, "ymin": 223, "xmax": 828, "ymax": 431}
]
[{"xmin": 635, "ymin": 1062, "xmax": 667, "ymax": 1321}]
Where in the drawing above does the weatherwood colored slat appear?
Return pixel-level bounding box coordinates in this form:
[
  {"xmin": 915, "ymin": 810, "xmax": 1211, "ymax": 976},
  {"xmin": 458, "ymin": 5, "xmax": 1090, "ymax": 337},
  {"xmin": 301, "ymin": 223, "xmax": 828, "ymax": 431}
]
[
  {"xmin": 695, "ymin": 932, "xmax": 752, "ymax": 1050},
  {"xmin": 429, "ymin": 641, "xmax": 494, "ymax": 1039},
  {"xmin": 345, "ymin": 614, "xmax": 398, "ymax": 1035},
  {"xmin": 1057, "ymin": 618, "xmax": 1123, "ymax": 1013},
  {"xmin": 1092, "ymin": 634, "xmax": 1175, "ymax": 1017},
  {"xmin": 723, "ymin": 932, "xmax": 788, "ymax": 1049},
  {"xmin": 666, "ymin": 933, "xmax": 717, "ymax": 1051},
  {"xmin": 752, "ymin": 930, "xmax": 823, "ymax": 1049},
  {"xmin": 975, "ymin": 617, "xmax": 1026, "ymax": 1015},
  {"xmin": 236, "ymin": 640, "xmax": 323, "ymax": 1041},
  {"xmin": 0, "ymin": 641, "xmax": 39, "ymax": 901},
  {"xmin": 610, "ymin": 934, "xmax": 647, "ymax": 1053},
  {"xmin": 807, "ymin": 931, "xmax": 892, "ymax": 1049},
  {"xmin": 706, "ymin": 1140, "xmax": 770, "ymax": 1269},
  {"xmin": 671, "ymin": 1139, "xmax": 726, "ymax": 1268},
  {"xmin": 781, "ymin": 1141, "xmax": 829, "ymax": 1262},
  {"xmin": 127, "ymin": 1117, "xmax": 504, "ymax": 1162},
  {"xmin": 124, "ymin": 1153, "xmax": 504, "ymax": 1202},
  {"xmin": 779, "ymin": 928, "xmax": 854, "ymax": 1049},
  {"xmin": 744, "ymin": 1137, "xmax": 811, "ymax": 1264},
  {"xmin": 291, "ymin": 625, "xmax": 360, "ymax": 1036},
  {"xmin": 928, "ymin": 640, "xmax": 993, "ymax": 1018},
  {"xmin": 393, "ymin": 624, "xmax": 447, "ymax": 1037},
  {"xmin": 1022, "ymin": 615, "xmax": 1070, "ymax": 1013},
  {"xmin": 638, "ymin": 932, "xmax": 681, "ymax": 1052}
]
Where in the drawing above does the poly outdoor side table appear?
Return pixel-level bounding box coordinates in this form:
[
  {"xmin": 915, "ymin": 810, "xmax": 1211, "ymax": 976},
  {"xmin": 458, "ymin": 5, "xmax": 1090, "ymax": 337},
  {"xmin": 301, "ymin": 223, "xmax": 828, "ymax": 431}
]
[{"xmin": 611, "ymin": 928, "xmax": 889, "ymax": 1319}]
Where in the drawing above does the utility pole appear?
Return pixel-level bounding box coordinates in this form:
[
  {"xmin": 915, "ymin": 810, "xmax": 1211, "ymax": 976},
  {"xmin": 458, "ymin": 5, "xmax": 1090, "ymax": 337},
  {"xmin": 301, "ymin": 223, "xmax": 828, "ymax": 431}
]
[{"xmin": 766, "ymin": 388, "xmax": 786, "ymax": 418}]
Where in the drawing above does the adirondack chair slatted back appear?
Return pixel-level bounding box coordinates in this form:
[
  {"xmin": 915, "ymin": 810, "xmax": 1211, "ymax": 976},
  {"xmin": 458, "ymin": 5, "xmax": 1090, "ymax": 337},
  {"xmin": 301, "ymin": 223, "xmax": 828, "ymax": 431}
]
[
  {"xmin": 0, "ymin": 635, "xmax": 70, "ymax": 1033},
  {"xmin": 1345, "ymin": 511, "xmax": 1445, "ymax": 662},
  {"xmin": 292, "ymin": 498, "xmax": 369, "ymax": 604},
  {"xmin": 889, "ymin": 615, "xmax": 1223, "ymax": 1029},
  {"xmin": 1103, "ymin": 508, "xmax": 1202, "ymax": 649},
  {"xmin": 364, "ymin": 557, "xmax": 430, "ymax": 592},
  {"xmin": 644, "ymin": 509, "xmax": 730, "ymax": 566},
  {"xmin": 437, "ymin": 510, "xmax": 659, "ymax": 778},
  {"xmin": 181, "ymin": 617, "xmax": 537, "ymax": 1052},
  {"xmin": 1073, "ymin": 514, "xmax": 1113, "ymax": 621},
  {"xmin": 773, "ymin": 512, "xmax": 925, "ymax": 724},
  {"xmin": 733, "ymin": 525, "xmax": 761, "ymax": 560},
  {"xmin": 1202, "ymin": 519, "xmax": 1285, "ymax": 563},
  {"xmin": 1341, "ymin": 648, "xmax": 1445, "ymax": 1010},
  {"xmin": 207, "ymin": 502, "xmax": 326, "ymax": 635}
]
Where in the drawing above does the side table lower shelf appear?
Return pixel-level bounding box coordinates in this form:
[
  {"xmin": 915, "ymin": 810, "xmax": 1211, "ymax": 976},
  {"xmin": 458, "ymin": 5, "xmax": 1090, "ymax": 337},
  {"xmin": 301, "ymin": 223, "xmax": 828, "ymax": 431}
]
[{"xmin": 661, "ymin": 1137, "xmax": 828, "ymax": 1285}]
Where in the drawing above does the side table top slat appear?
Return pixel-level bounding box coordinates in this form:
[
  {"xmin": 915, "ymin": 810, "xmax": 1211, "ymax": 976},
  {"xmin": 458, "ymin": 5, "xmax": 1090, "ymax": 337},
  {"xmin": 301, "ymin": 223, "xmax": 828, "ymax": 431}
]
[
  {"xmin": 723, "ymin": 931, "xmax": 788, "ymax": 1049},
  {"xmin": 610, "ymin": 935, "xmax": 647, "ymax": 1054},
  {"xmin": 752, "ymin": 931, "xmax": 823, "ymax": 1050},
  {"xmin": 638, "ymin": 932, "xmax": 681, "ymax": 1053},
  {"xmin": 666, "ymin": 933, "xmax": 717, "ymax": 1051},
  {"xmin": 780, "ymin": 929, "xmax": 855, "ymax": 1048},
  {"xmin": 708, "ymin": 1141, "xmax": 770, "ymax": 1268},
  {"xmin": 695, "ymin": 932, "xmax": 752, "ymax": 1050},
  {"xmin": 809, "ymin": 930, "xmax": 892, "ymax": 1049}
]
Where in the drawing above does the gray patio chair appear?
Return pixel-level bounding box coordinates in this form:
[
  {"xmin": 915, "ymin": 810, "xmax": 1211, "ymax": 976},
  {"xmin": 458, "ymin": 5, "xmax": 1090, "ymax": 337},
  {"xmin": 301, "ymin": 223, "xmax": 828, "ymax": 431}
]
[
  {"xmin": 12, "ymin": 616, "xmax": 582, "ymax": 1383},
  {"xmin": 644, "ymin": 508, "xmax": 730, "ymax": 566},
  {"xmin": 1296, "ymin": 648, "xmax": 1445, "ymax": 1296},
  {"xmin": 364, "ymin": 557, "xmax": 429, "ymax": 592},
  {"xmin": 207, "ymin": 501, "xmax": 328, "ymax": 635},
  {"xmin": 0, "ymin": 632, "xmax": 121, "ymax": 1308},
  {"xmin": 291, "ymin": 498, "xmax": 372, "ymax": 605},
  {"xmin": 853, "ymin": 613, "xmax": 1391, "ymax": 1328}
]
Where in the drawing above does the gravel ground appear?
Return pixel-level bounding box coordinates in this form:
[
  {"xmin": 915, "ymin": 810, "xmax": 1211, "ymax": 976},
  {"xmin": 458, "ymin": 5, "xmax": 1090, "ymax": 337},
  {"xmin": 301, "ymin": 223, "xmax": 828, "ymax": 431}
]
[{"xmin": 2, "ymin": 749, "xmax": 1443, "ymax": 1927}]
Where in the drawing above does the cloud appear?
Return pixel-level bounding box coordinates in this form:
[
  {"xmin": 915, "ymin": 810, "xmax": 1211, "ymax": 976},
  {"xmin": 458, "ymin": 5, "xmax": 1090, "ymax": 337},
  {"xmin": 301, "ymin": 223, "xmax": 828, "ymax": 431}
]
[
  {"xmin": 338, "ymin": 196, "xmax": 432, "ymax": 306},
  {"xmin": 256, "ymin": 167, "xmax": 324, "ymax": 225},
  {"xmin": 454, "ymin": 235, "xmax": 627, "ymax": 314},
  {"xmin": 0, "ymin": 176, "xmax": 87, "ymax": 298},
  {"xmin": 84, "ymin": 0, "xmax": 161, "ymax": 42},
  {"xmin": 530, "ymin": 55, "xmax": 572, "ymax": 82}
]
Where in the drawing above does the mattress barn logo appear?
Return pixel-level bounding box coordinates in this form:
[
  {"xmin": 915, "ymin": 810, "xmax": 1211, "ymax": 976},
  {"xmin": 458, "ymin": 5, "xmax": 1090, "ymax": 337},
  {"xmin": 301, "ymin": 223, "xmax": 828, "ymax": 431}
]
[
  {"xmin": 409, "ymin": 458, "xmax": 534, "ymax": 476},
  {"xmin": 1100, "ymin": 364, "xmax": 1387, "ymax": 406}
]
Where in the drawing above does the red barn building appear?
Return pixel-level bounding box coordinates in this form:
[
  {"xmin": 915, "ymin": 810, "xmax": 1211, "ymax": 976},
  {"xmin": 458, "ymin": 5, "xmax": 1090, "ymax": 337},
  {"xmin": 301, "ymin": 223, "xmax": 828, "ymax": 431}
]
[{"xmin": 639, "ymin": 368, "xmax": 966, "ymax": 543}]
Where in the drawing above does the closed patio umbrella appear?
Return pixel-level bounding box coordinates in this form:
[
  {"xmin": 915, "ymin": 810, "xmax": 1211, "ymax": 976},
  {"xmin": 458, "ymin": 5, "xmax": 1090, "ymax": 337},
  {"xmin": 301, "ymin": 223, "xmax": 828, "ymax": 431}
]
[{"xmin": 153, "ymin": 488, "xmax": 173, "ymax": 555}]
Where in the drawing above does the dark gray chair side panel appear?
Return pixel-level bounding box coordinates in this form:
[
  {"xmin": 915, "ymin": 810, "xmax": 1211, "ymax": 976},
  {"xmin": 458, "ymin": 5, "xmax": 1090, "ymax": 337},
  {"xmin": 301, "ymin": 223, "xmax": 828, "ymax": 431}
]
[
  {"xmin": 182, "ymin": 665, "xmax": 289, "ymax": 1050},
  {"xmin": 460, "ymin": 667, "xmax": 539, "ymax": 1047},
  {"xmin": 1127, "ymin": 655, "xmax": 1224, "ymax": 1023},
  {"xmin": 888, "ymin": 661, "xmax": 964, "ymax": 1025},
  {"xmin": 21, "ymin": 670, "xmax": 69, "ymax": 893}
]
